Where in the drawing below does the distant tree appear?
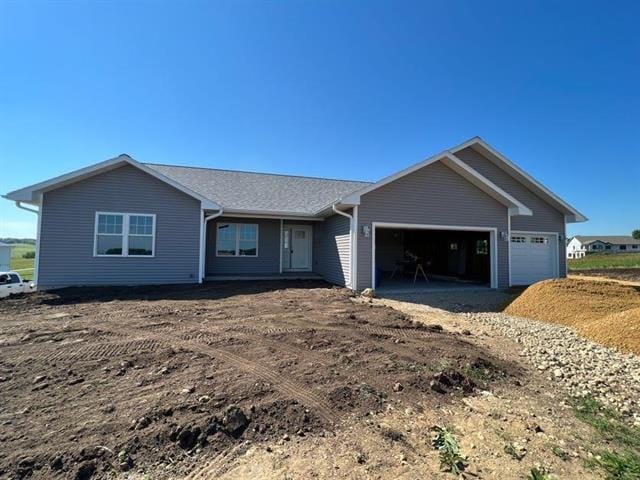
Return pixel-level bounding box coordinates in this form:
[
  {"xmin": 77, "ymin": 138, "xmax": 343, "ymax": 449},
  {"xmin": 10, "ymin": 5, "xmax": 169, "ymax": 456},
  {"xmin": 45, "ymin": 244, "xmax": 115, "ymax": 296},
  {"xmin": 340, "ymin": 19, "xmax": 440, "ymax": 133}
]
[
  {"xmin": 22, "ymin": 251, "xmax": 35, "ymax": 259},
  {"xmin": 633, "ymin": 229, "xmax": 640, "ymax": 240}
]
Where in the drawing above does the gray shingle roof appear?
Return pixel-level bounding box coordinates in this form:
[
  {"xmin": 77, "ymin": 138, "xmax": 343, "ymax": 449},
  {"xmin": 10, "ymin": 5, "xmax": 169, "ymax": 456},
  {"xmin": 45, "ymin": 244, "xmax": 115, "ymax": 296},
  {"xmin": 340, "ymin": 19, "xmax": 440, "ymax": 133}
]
[
  {"xmin": 574, "ymin": 235, "xmax": 640, "ymax": 246},
  {"xmin": 144, "ymin": 163, "xmax": 371, "ymax": 215}
]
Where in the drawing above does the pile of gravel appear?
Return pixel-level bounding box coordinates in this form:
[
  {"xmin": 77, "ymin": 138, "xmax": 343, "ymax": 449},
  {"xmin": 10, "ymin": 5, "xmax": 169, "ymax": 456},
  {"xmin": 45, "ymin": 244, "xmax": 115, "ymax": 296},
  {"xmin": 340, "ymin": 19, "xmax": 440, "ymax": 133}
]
[{"xmin": 465, "ymin": 311, "xmax": 640, "ymax": 426}]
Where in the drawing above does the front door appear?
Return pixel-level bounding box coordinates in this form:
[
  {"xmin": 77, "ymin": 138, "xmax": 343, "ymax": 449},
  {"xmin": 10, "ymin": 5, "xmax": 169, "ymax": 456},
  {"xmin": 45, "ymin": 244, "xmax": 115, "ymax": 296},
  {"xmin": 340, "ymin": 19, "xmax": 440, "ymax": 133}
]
[{"xmin": 283, "ymin": 225, "xmax": 312, "ymax": 271}]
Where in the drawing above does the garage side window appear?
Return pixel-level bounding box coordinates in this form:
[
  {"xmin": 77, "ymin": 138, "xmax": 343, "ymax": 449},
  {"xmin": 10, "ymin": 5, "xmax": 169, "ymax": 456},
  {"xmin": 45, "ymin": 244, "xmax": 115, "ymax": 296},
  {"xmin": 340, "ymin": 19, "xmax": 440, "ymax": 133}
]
[
  {"xmin": 511, "ymin": 236, "xmax": 526, "ymax": 243},
  {"xmin": 216, "ymin": 223, "xmax": 258, "ymax": 257},
  {"xmin": 95, "ymin": 212, "xmax": 155, "ymax": 257}
]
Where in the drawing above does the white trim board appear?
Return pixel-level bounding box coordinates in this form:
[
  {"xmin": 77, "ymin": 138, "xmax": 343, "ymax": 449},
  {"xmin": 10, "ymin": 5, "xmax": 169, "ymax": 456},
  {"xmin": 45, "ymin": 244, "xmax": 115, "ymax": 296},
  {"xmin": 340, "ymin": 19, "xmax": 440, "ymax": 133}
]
[{"xmin": 371, "ymin": 222, "xmax": 498, "ymax": 290}]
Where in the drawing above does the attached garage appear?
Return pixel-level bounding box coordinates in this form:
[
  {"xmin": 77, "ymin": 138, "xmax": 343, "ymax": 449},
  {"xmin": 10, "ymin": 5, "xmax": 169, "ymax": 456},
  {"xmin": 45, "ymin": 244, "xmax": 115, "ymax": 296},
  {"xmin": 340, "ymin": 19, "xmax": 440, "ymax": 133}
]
[
  {"xmin": 372, "ymin": 224, "xmax": 498, "ymax": 289},
  {"xmin": 510, "ymin": 232, "xmax": 559, "ymax": 285}
]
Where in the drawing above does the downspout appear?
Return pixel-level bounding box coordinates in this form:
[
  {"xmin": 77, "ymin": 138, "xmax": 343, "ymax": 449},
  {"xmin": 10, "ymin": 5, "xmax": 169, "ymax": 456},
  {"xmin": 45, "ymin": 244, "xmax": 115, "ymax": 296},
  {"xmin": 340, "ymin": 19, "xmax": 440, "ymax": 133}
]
[
  {"xmin": 332, "ymin": 204, "xmax": 354, "ymax": 289},
  {"xmin": 199, "ymin": 207, "xmax": 224, "ymax": 282},
  {"xmin": 15, "ymin": 201, "xmax": 40, "ymax": 286}
]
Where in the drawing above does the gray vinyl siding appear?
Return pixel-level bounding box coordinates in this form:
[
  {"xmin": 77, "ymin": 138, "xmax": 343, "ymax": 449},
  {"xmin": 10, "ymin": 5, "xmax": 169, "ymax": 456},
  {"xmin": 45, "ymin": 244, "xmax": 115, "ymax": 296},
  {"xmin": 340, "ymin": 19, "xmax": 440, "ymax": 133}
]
[
  {"xmin": 39, "ymin": 165, "xmax": 201, "ymax": 288},
  {"xmin": 356, "ymin": 161, "xmax": 509, "ymax": 290},
  {"xmin": 454, "ymin": 147, "xmax": 567, "ymax": 276},
  {"xmin": 313, "ymin": 212, "xmax": 351, "ymax": 286},
  {"xmin": 206, "ymin": 217, "xmax": 280, "ymax": 275}
]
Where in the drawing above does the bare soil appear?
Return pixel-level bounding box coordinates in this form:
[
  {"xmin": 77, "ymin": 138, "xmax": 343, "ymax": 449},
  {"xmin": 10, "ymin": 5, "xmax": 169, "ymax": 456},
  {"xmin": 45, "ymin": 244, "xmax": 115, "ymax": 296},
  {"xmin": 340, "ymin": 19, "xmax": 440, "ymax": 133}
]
[
  {"xmin": 571, "ymin": 267, "xmax": 640, "ymax": 283},
  {"xmin": 0, "ymin": 282, "xmax": 520, "ymax": 479},
  {"xmin": 505, "ymin": 278, "xmax": 640, "ymax": 355}
]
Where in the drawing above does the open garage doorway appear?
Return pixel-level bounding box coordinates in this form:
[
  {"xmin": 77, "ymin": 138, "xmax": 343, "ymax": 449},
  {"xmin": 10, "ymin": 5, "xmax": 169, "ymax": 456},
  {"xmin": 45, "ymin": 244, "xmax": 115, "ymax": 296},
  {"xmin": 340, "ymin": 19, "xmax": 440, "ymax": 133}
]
[{"xmin": 372, "ymin": 223, "xmax": 497, "ymax": 293}]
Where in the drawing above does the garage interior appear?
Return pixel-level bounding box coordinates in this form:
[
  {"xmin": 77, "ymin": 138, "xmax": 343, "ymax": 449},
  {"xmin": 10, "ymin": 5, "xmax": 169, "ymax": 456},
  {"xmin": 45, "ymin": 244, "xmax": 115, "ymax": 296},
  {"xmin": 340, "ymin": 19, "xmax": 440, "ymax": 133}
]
[{"xmin": 374, "ymin": 227, "xmax": 491, "ymax": 291}]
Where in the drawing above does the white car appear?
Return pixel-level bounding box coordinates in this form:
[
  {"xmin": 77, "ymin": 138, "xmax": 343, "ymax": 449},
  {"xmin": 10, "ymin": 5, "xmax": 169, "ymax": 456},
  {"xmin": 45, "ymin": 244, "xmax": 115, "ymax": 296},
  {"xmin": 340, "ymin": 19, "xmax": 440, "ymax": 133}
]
[{"xmin": 0, "ymin": 272, "xmax": 36, "ymax": 298}]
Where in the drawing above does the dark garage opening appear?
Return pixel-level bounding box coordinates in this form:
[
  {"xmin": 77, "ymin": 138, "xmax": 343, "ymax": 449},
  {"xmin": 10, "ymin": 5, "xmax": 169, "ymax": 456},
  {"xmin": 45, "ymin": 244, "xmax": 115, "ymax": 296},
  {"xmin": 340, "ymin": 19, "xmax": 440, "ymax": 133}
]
[{"xmin": 374, "ymin": 227, "xmax": 491, "ymax": 291}]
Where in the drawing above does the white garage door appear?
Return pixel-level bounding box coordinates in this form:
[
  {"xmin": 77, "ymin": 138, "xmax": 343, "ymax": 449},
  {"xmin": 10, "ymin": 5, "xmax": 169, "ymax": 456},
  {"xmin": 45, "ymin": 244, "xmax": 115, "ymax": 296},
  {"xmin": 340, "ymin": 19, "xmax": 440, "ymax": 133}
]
[{"xmin": 510, "ymin": 233, "xmax": 558, "ymax": 285}]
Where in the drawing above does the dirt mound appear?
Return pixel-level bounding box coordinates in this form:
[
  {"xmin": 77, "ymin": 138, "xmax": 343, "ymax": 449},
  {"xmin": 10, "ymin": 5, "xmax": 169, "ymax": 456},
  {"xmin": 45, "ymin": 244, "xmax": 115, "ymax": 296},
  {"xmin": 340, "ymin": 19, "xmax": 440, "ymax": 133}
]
[
  {"xmin": 579, "ymin": 307, "xmax": 640, "ymax": 355},
  {"xmin": 505, "ymin": 278, "xmax": 640, "ymax": 354}
]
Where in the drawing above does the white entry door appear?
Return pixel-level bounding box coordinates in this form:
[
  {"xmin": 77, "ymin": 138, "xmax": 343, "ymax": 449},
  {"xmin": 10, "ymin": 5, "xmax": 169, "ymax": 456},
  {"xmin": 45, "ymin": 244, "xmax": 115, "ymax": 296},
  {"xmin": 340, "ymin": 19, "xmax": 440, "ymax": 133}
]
[
  {"xmin": 510, "ymin": 232, "xmax": 558, "ymax": 285},
  {"xmin": 284, "ymin": 226, "xmax": 312, "ymax": 271}
]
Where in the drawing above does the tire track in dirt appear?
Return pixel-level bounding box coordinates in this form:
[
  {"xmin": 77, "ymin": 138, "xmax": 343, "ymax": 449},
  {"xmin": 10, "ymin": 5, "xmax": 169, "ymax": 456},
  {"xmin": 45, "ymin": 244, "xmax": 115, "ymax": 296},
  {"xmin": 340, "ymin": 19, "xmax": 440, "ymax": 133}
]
[
  {"xmin": 45, "ymin": 338, "xmax": 164, "ymax": 362},
  {"xmin": 94, "ymin": 322, "xmax": 341, "ymax": 426},
  {"xmin": 184, "ymin": 442, "xmax": 248, "ymax": 480}
]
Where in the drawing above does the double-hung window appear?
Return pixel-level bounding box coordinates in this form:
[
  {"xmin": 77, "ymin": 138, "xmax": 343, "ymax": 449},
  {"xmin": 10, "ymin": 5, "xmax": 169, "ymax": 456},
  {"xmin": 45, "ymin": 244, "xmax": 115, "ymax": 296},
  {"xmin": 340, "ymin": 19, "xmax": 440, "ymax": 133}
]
[
  {"xmin": 216, "ymin": 223, "xmax": 258, "ymax": 257},
  {"xmin": 94, "ymin": 212, "xmax": 155, "ymax": 257}
]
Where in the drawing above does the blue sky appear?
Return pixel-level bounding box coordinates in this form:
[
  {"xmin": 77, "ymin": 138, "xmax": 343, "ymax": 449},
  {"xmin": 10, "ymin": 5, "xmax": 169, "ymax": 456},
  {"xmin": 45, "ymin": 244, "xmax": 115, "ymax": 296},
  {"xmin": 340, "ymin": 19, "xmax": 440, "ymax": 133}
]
[{"xmin": 1, "ymin": 0, "xmax": 638, "ymax": 238}]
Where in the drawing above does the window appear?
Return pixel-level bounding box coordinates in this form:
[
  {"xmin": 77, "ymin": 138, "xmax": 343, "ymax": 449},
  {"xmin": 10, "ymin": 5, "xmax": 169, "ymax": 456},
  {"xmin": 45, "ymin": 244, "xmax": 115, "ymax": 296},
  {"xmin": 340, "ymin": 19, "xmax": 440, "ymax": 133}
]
[
  {"xmin": 605, "ymin": 245, "xmax": 611, "ymax": 250},
  {"xmin": 633, "ymin": 245, "xmax": 639, "ymax": 250},
  {"xmin": 530, "ymin": 237, "xmax": 548, "ymax": 244},
  {"xmin": 619, "ymin": 245, "xmax": 627, "ymax": 251},
  {"xmin": 216, "ymin": 223, "xmax": 258, "ymax": 257},
  {"xmin": 94, "ymin": 212, "xmax": 155, "ymax": 257},
  {"xmin": 476, "ymin": 239, "xmax": 488, "ymax": 255},
  {"xmin": 128, "ymin": 215, "xmax": 154, "ymax": 256},
  {"xmin": 511, "ymin": 236, "xmax": 527, "ymax": 243},
  {"xmin": 8, "ymin": 274, "xmax": 21, "ymax": 284}
]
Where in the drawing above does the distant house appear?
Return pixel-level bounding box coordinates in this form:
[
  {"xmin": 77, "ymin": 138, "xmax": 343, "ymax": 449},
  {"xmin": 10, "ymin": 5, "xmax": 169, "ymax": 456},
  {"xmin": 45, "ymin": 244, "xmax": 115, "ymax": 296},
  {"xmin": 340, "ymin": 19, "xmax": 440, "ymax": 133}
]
[
  {"xmin": 0, "ymin": 242, "xmax": 13, "ymax": 271},
  {"xmin": 567, "ymin": 236, "xmax": 640, "ymax": 259}
]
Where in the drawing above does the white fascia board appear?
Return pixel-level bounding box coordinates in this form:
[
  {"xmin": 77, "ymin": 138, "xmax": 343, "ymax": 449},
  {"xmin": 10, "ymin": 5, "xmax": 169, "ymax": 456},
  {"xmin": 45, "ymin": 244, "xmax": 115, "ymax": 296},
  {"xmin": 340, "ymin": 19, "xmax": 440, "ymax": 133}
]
[
  {"xmin": 451, "ymin": 137, "xmax": 587, "ymax": 223},
  {"xmin": 3, "ymin": 154, "xmax": 222, "ymax": 210},
  {"xmin": 222, "ymin": 209, "xmax": 324, "ymax": 221}
]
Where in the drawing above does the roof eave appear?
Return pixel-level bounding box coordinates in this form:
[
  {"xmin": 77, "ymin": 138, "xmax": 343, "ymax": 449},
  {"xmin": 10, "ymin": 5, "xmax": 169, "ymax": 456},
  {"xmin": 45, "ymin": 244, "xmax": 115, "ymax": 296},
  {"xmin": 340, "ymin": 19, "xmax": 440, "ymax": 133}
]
[
  {"xmin": 3, "ymin": 155, "xmax": 222, "ymax": 210},
  {"xmin": 451, "ymin": 137, "xmax": 587, "ymax": 224}
]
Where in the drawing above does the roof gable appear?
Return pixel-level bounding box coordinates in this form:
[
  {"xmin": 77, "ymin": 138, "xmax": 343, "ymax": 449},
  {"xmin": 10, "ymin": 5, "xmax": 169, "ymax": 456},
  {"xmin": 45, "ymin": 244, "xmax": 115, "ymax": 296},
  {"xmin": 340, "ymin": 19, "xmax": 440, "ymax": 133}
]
[
  {"xmin": 3, "ymin": 155, "xmax": 221, "ymax": 210},
  {"xmin": 450, "ymin": 138, "xmax": 587, "ymax": 222},
  {"xmin": 339, "ymin": 151, "xmax": 532, "ymax": 216}
]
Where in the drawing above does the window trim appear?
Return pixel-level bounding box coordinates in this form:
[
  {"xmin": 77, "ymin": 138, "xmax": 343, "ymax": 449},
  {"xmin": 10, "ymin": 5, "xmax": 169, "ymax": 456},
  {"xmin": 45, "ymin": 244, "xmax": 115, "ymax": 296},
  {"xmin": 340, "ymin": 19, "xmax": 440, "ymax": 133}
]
[
  {"xmin": 93, "ymin": 212, "xmax": 156, "ymax": 258},
  {"xmin": 215, "ymin": 222, "xmax": 259, "ymax": 257}
]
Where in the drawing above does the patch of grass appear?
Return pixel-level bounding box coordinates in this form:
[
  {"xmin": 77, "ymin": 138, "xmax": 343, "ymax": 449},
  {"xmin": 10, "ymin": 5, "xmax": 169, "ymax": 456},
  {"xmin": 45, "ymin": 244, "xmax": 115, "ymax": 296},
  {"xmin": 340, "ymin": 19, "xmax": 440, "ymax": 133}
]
[
  {"xmin": 595, "ymin": 450, "xmax": 640, "ymax": 480},
  {"xmin": 9, "ymin": 243, "xmax": 35, "ymax": 275},
  {"xmin": 570, "ymin": 396, "xmax": 640, "ymax": 479},
  {"xmin": 504, "ymin": 443, "xmax": 526, "ymax": 461},
  {"xmin": 551, "ymin": 445, "xmax": 570, "ymax": 461},
  {"xmin": 528, "ymin": 467, "xmax": 551, "ymax": 480},
  {"xmin": 569, "ymin": 253, "xmax": 640, "ymax": 271},
  {"xmin": 431, "ymin": 426, "xmax": 467, "ymax": 475},
  {"xmin": 570, "ymin": 396, "xmax": 640, "ymax": 450}
]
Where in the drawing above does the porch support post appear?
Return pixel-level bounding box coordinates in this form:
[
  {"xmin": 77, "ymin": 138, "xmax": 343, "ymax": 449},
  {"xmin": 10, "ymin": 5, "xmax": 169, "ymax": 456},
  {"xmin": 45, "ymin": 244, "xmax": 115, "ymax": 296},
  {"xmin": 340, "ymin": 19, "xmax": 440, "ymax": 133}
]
[{"xmin": 279, "ymin": 219, "xmax": 283, "ymax": 273}]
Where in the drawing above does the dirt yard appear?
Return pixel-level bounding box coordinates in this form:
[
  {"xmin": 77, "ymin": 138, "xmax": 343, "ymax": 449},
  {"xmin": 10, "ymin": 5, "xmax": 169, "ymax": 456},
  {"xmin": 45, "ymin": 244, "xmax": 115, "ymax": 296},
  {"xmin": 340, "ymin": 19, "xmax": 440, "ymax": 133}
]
[
  {"xmin": 0, "ymin": 282, "xmax": 521, "ymax": 479},
  {"xmin": 0, "ymin": 281, "xmax": 631, "ymax": 479}
]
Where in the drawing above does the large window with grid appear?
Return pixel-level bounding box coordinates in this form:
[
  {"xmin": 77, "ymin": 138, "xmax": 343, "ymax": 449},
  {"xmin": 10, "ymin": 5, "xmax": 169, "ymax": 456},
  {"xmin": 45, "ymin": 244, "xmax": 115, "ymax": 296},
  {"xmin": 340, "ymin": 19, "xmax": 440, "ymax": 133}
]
[
  {"xmin": 94, "ymin": 212, "xmax": 156, "ymax": 257},
  {"xmin": 216, "ymin": 223, "xmax": 258, "ymax": 257}
]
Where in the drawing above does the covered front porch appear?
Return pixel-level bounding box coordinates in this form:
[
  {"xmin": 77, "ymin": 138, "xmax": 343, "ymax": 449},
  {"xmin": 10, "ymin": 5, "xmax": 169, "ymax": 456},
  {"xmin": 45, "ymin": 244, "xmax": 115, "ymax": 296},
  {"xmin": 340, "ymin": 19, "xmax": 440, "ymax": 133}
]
[{"xmin": 204, "ymin": 216, "xmax": 319, "ymax": 279}]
